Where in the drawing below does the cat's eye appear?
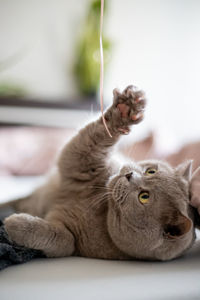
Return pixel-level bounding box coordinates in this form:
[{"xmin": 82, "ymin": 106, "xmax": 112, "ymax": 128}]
[
  {"xmin": 145, "ymin": 168, "xmax": 157, "ymax": 175},
  {"xmin": 138, "ymin": 191, "xmax": 150, "ymax": 204}
]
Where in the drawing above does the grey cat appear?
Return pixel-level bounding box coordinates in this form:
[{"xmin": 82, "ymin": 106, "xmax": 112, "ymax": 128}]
[{"xmin": 2, "ymin": 85, "xmax": 200, "ymax": 261}]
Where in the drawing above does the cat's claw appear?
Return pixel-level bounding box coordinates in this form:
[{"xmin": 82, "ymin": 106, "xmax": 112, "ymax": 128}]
[{"xmin": 118, "ymin": 127, "xmax": 130, "ymax": 135}]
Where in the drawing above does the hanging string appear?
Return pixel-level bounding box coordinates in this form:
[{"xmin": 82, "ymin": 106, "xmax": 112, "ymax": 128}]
[{"xmin": 100, "ymin": 0, "xmax": 112, "ymax": 138}]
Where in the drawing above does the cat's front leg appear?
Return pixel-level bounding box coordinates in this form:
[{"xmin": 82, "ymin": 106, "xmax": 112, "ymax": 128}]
[
  {"xmin": 58, "ymin": 85, "xmax": 146, "ymax": 181},
  {"xmin": 4, "ymin": 213, "xmax": 75, "ymax": 257}
]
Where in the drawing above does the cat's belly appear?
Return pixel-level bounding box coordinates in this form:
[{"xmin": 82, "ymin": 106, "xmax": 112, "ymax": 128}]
[{"xmin": 68, "ymin": 210, "xmax": 129, "ymax": 260}]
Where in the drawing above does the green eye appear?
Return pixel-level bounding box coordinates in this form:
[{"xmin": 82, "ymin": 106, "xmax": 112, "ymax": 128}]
[
  {"xmin": 138, "ymin": 191, "xmax": 150, "ymax": 204},
  {"xmin": 145, "ymin": 168, "xmax": 157, "ymax": 175}
]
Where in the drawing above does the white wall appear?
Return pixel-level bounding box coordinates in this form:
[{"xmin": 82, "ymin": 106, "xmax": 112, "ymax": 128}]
[
  {"xmin": 0, "ymin": 0, "xmax": 200, "ymax": 147},
  {"xmin": 105, "ymin": 0, "xmax": 200, "ymax": 148}
]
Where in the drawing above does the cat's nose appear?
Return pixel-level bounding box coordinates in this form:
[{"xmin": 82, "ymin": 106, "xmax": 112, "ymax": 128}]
[
  {"xmin": 125, "ymin": 172, "xmax": 133, "ymax": 181},
  {"xmin": 125, "ymin": 171, "xmax": 143, "ymax": 185}
]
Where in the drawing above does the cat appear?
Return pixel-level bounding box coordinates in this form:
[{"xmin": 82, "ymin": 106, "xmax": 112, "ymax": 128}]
[{"xmin": 1, "ymin": 85, "xmax": 200, "ymax": 261}]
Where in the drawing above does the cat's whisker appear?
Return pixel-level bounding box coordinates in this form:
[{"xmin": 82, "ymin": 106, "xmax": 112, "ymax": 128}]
[
  {"xmin": 85, "ymin": 192, "xmax": 111, "ymax": 211},
  {"xmin": 87, "ymin": 185, "xmax": 113, "ymax": 192},
  {"xmin": 87, "ymin": 190, "xmax": 112, "ymax": 200},
  {"xmin": 114, "ymin": 189, "xmax": 129, "ymax": 205}
]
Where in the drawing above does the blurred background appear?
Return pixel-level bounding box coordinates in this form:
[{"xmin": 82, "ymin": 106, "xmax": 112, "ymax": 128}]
[{"xmin": 0, "ymin": 0, "xmax": 200, "ymax": 200}]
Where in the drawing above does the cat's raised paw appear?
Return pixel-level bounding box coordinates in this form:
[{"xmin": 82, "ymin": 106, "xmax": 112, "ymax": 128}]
[{"xmin": 113, "ymin": 85, "xmax": 146, "ymax": 125}]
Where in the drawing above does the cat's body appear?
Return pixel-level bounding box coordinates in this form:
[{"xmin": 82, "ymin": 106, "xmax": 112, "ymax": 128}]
[
  {"xmin": 13, "ymin": 168, "xmax": 128, "ymax": 259},
  {"xmin": 2, "ymin": 85, "xmax": 200, "ymax": 261}
]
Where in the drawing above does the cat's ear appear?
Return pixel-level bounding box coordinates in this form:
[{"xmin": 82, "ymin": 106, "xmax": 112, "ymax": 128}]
[
  {"xmin": 176, "ymin": 160, "xmax": 193, "ymax": 181},
  {"xmin": 190, "ymin": 166, "xmax": 200, "ymax": 213},
  {"xmin": 164, "ymin": 213, "xmax": 192, "ymax": 239},
  {"xmin": 113, "ymin": 88, "xmax": 120, "ymax": 100}
]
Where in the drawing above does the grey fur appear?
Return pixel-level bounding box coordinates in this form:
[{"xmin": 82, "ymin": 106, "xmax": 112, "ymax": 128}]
[{"xmin": 2, "ymin": 85, "xmax": 199, "ymax": 261}]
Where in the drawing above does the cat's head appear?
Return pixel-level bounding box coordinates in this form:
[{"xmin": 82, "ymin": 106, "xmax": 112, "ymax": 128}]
[{"xmin": 107, "ymin": 160, "xmax": 199, "ymax": 260}]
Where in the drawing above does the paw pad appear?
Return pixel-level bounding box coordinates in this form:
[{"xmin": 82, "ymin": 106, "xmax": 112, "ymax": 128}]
[{"xmin": 113, "ymin": 85, "xmax": 146, "ymax": 124}]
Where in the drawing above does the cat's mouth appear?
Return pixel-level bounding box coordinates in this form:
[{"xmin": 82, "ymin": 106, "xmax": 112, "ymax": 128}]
[
  {"xmin": 111, "ymin": 176, "xmax": 129, "ymax": 204},
  {"xmin": 111, "ymin": 172, "xmax": 145, "ymax": 204},
  {"xmin": 110, "ymin": 170, "xmax": 143, "ymax": 200}
]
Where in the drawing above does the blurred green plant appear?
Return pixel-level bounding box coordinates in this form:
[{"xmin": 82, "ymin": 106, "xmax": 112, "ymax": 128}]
[
  {"xmin": 0, "ymin": 82, "xmax": 27, "ymax": 98},
  {"xmin": 73, "ymin": 0, "xmax": 111, "ymax": 97},
  {"xmin": 0, "ymin": 50, "xmax": 28, "ymax": 98}
]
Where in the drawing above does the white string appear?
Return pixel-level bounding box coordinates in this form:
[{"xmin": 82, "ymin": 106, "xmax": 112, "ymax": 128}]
[{"xmin": 100, "ymin": 0, "xmax": 112, "ymax": 138}]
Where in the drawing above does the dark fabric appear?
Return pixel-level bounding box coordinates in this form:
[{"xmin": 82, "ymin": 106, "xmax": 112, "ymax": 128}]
[
  {"xmin": 191, "ymin": 206, "xmax": 200, "ymax": 230},
  {"xmin": 0, "ymin": 220, "xmax": 45, "ymax": 271}
]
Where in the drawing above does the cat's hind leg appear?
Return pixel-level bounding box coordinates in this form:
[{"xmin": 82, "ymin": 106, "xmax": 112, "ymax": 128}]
[{"xmin": 4, "ymin": 213, "xmax": 75, "ymax": 257}]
